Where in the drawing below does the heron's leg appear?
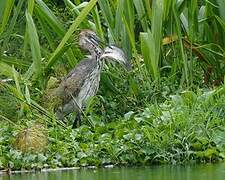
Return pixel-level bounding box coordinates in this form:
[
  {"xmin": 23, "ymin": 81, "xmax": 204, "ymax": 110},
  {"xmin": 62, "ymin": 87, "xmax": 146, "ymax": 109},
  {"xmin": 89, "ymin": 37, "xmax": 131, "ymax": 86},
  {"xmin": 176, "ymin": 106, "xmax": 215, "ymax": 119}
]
[
  {"xmin": 56, "ymin": 108, "xmax": 64, "ymax": 120},
  {"xmin": 72, "ymin": 112, "xmax": 81, "ymax": 128},
  {"xmin": 78, "ymin": 111, "xmax": 82, "ymax": 126}
]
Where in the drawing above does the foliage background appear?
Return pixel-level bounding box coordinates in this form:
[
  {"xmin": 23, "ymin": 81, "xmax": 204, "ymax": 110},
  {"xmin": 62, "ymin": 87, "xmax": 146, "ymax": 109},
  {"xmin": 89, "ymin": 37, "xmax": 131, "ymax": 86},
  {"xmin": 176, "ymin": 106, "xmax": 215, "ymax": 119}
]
[{"xmin": 0, "ymin": 0, "xmax": 225, "ymax": 170}]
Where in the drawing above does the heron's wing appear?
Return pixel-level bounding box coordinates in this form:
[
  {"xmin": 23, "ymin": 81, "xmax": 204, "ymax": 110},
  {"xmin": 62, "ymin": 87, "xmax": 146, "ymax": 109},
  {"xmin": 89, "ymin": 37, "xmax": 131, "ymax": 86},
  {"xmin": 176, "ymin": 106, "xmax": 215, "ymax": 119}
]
[{"xmin": 58, "ymin": 58, "xmax": 97, "ymax": 104}]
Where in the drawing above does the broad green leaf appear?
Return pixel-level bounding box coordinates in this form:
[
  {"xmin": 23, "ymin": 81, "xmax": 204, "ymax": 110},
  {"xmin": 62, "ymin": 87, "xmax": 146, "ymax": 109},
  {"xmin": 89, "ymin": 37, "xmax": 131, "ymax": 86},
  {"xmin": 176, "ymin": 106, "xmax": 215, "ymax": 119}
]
[
  {"xmin": 98, "ymin": 0, "xmax": 116, "ymax": 41},
  {"xmin": 133, "ymin": 0, "xmax": 148, "ymax": 31},
  {"xmin": 152, "ymin": 0, "xmax": 163, "ymax": 63},
  {"xmin": 0, "ymin": 0, "xmax": 14, "ymax": 34},
  {"xmin": 12, "ymin": 66, "xmax": 23, "ymax": 100},
  {"xmin": 172, "ymin": 2, "xmax": 189, "ymax": 86},
  {"xmin": 92, "ymin": 6, "xmax": 104, "ymax": 40},
  {"xmin": 0, "ymin": 1, "xmax": 7, "ymax": 20},
  {"xmin": 187, "ymin": 0, "xmax": 198, "ymax": 41},
  {"xmin": 217, "ymin": 0, "xmax": 225, "ymax": 21},
  {"xmin": 140, "ymin": 31, "xmax": 159, "ymax": 81},
  {"xmin": 25, "ymin": 11, "xmax": 43, "ymax": 80},
  {"xmin": 2, "ymin": 0, "xmax": 25, "ymax": 49}
]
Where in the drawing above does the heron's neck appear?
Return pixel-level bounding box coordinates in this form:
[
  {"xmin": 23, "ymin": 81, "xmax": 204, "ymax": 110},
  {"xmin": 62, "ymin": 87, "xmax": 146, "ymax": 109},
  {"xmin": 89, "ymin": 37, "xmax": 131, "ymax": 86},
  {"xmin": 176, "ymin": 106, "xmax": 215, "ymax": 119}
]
[{"xmin": 90, "ymin": 46, "xmax": 103, "ymax": 60}]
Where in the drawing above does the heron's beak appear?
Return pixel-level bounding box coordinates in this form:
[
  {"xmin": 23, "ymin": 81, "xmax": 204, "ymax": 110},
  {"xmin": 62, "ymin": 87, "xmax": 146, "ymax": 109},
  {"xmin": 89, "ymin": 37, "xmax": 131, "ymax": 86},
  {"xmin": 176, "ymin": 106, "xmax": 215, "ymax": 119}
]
[{"xmin": 100, "ymin": 45, "xmax": 131, "ymax": 70}]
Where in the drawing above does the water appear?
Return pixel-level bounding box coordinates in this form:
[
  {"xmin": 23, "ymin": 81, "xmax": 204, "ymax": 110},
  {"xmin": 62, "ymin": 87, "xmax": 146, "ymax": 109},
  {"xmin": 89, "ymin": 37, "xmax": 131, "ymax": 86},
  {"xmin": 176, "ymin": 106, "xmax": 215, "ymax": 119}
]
[{"xmin": 1, "ymin": 163, "xmax": 225, "ymax": 180}]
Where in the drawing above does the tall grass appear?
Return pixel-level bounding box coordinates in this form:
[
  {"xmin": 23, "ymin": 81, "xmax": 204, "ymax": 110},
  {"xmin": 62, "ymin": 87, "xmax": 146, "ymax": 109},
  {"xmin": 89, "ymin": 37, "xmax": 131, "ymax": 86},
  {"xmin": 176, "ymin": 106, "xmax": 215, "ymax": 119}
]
[
  {"xmin": 94, "ymin": 0, "xmax": 225, "ymax": 87},
  {"xmin": 0, "ymin": 0, "xmax": 225, "ymax": 123},
  {"xmin": 1, "ymin": 1, "xmax": 224, "ymax": 85}
]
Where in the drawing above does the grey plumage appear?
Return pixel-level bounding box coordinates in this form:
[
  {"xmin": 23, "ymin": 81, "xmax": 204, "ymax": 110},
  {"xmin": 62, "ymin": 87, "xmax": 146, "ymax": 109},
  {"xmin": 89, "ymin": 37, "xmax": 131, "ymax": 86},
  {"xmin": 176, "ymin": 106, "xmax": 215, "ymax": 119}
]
[
  {"xmin": 53, "ymin": 29, "xmax": 128, "ymax": 128},
  {"xmin": 55, "ymin": 57, "xmax": 101, "ymax": 120}
]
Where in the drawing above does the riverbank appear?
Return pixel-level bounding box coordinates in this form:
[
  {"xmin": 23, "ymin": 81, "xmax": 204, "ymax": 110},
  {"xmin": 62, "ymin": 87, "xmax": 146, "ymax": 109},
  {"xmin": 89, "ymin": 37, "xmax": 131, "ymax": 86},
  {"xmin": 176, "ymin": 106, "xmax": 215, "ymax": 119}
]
[{"xmin": 1, "ymin": 87, "xmax": 225, "ymax": 171}]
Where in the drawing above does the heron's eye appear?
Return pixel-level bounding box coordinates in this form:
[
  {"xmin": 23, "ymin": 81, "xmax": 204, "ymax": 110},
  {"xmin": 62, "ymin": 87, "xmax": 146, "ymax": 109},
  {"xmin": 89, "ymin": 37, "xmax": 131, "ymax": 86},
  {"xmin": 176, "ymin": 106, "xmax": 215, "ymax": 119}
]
[{"xmin": 89, "ymin": 33, "xmax": 96, "ymax": 38}]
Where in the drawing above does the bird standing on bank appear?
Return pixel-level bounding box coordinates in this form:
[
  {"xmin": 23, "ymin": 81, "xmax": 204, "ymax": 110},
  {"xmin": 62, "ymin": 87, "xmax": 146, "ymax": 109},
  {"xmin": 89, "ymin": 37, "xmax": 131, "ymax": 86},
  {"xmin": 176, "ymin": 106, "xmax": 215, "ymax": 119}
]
[{"xmin": 52, "ymin": 29, "xmax": 129, "ymax": 128}]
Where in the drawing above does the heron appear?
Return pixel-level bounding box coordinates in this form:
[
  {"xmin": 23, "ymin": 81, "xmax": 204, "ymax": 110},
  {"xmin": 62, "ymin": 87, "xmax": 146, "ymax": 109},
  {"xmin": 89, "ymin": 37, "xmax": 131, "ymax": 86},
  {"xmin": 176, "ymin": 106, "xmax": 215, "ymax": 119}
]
[{"xmin": 52, "ymin": 29, "xmax": 129, "ymax": 128}]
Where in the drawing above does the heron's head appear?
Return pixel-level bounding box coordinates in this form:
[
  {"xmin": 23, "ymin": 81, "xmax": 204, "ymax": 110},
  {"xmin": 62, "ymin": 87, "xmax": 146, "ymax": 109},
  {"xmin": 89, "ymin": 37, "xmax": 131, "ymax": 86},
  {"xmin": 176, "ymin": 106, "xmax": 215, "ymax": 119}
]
[
  {"xmin": 79, "ymin": 29, "xmax": 100, "ymax": 53},
  {"xmin": 100, "ymin": 45, "xmax": 130, "ymax": 70}
]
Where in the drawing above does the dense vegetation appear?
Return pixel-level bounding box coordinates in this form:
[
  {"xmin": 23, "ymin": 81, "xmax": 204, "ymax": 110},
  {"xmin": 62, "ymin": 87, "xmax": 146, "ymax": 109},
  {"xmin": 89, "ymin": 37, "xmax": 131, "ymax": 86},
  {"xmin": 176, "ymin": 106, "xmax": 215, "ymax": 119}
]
[{"xmin": 0, "ymin": 0, "xmax": 225, "ymax": 170}]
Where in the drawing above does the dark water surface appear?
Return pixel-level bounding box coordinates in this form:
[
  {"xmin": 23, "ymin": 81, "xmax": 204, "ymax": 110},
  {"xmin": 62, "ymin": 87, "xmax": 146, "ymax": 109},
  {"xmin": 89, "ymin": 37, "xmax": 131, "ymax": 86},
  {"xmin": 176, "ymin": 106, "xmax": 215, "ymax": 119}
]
[{"xmin": 1, "ymin": 163, "xmax": 225, "ymax": 180}]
